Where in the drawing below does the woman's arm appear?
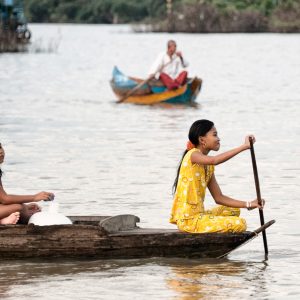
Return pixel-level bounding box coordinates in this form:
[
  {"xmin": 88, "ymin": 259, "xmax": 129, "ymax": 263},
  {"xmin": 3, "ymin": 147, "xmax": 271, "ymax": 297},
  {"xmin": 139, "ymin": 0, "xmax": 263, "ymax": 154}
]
[
  {"xmin": 207, "ymin": 174, "xmax": 262, "ymax": 209},
  {"xmin": 191, "ymin": 135, "xmax": 254, "ymax": 166},
  {"xmin": 0, "ymin": 183, "xmax": 54, "ymax": 205}
]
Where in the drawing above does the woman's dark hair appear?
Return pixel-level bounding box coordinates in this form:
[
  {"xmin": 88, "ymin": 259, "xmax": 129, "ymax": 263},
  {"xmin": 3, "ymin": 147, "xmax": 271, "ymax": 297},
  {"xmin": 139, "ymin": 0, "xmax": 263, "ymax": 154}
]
[{"xmin": 172, "ymin": 119, "xmax": 214, "ymax": 193}]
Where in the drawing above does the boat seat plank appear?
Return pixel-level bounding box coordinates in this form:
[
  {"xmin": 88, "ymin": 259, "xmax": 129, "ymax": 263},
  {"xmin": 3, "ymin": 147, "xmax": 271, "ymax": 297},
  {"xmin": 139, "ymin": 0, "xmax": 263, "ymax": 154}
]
[
  {"xmin": 108, "ymin": 219, "xmax": 275, "ymax": 236},
  {"xmin": 109, "ymin": 227, "xmax": 253, "ymax": 239}
]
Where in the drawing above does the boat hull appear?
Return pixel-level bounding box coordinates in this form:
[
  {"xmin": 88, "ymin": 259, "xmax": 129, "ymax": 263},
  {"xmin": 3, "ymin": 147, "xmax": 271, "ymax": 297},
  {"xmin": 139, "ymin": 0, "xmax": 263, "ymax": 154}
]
[
  {"xmin": 0, "ymin": 216, "xmax": 275, "ymax": 260},
  {"xmin": 110, "ymin": 66, "xmax": 151, "ymax": 96}
]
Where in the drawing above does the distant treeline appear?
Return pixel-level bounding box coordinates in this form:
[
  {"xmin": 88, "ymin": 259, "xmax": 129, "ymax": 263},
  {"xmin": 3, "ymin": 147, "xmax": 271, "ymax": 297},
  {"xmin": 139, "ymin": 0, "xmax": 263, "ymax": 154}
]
[
  {"xmin": 24, "ymin": 0, "xmax": 300, "ymax": 33},
  {"xmin": 24, "ymin": 0, "xmax": 166, "ymax": 24}
]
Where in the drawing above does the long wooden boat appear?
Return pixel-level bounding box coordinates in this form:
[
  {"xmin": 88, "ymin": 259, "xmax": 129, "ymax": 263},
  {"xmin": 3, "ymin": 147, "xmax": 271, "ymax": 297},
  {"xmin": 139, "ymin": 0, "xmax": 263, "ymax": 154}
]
[
  {"xmin": 110, "ymin": 66, "xmax": 202, "ymax": 105},
  {"xmin": 0, "ymin": 215, "xmax": 275, "ymax": 260}
]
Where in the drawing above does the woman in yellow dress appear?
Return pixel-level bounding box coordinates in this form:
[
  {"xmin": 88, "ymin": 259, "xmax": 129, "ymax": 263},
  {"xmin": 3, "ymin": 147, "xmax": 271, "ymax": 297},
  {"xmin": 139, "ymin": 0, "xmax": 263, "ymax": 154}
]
[{"xmin": 170, "ymin": 119, "xmax": 263, "ymax": 233}]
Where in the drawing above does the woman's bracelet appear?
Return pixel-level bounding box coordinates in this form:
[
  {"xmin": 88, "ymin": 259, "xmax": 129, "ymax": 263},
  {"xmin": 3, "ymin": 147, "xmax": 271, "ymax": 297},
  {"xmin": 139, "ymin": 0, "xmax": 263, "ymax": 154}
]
[{"xmin": 246, "ymin": 201, "xmax": 252, "ymax": 210}]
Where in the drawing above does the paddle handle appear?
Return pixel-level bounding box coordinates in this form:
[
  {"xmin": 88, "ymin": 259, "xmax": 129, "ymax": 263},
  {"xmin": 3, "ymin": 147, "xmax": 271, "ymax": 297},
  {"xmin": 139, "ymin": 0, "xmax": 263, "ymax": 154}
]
[
  {"xmin": 249, "ymin": 138, "xmax": 262, "ymax": 206},
  {"xmin": 249, "ymin": 137, "xmax": 269, "ymax": 256}
]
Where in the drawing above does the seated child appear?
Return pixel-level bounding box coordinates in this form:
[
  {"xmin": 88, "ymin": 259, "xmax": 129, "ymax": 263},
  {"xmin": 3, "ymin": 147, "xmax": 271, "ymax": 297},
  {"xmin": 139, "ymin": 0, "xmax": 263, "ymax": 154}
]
[{"xmin": 0, "ymin": 142, "xmax": 54, "ymax": 224}]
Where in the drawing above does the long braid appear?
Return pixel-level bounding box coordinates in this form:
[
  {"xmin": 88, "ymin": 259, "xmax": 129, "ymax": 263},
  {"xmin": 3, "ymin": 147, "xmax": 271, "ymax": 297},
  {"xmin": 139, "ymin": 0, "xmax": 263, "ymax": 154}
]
[{"xmin": 172, "ymin": 150, "xmax": 188, "ymax": 194}]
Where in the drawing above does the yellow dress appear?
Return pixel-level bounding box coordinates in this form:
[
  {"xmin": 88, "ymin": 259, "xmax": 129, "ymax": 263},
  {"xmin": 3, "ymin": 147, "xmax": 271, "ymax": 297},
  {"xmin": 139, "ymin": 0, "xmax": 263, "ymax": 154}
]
[{"xmin": 170, "ymin": 148, "xmax": 247, "ymax": 233}]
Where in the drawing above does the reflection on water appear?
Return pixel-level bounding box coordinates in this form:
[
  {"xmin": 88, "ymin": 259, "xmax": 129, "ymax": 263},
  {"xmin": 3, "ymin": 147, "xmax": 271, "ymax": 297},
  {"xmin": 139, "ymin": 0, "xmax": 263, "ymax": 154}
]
[
  {"xmin": 0, "ymin": 24, "xmax": 300, "ymax": 299},
  {"xmin": 166, "ymin": 259, "xmax": 268, "ymax": 300},
  {"xmin": 0, "ymin": 258, "xmax": 269, "ymax": 300}
]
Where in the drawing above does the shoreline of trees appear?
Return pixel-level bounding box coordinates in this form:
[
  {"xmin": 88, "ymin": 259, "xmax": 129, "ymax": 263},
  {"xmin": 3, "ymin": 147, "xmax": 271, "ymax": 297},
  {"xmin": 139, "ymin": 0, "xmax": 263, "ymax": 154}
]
[{"xmin": 24, "ymin": 0, "xmax": 300, "ymax": 33}]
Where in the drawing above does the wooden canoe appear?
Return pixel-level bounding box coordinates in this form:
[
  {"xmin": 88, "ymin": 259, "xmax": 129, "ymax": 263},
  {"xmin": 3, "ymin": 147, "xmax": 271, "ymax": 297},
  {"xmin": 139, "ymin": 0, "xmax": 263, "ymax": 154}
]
[
  {"xmin": 110, "ymin": 66, "xmax": 202, "ymax": 105},
  {"xmin": 0, "ymin": 215, "xmax": 275, "ymax": 260}
]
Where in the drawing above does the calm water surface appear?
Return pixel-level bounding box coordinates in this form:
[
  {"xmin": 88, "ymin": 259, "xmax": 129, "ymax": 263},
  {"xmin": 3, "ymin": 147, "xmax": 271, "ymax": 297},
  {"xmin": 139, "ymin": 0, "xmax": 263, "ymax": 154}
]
[{"xmin": 0, "ymin": 24, "xmax": 299, "ymax": 299}]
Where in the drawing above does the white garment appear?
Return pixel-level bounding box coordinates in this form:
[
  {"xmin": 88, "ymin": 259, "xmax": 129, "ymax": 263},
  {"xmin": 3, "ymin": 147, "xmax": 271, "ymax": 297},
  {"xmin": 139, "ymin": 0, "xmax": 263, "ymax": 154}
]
[
  {"xmin": 28, "ymin": 202, "xmax": 72, "ymax": 226},
  {"xmin": 149, "ymin": 52, "xmax": 189, "ymax": 79}
]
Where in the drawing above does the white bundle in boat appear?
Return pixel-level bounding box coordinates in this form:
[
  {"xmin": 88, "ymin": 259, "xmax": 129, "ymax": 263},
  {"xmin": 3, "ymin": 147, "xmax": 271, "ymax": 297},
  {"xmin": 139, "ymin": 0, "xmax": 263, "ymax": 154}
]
[{"xmin": 28, "ymin": 202, "xmax": 72, "ymax": 226}]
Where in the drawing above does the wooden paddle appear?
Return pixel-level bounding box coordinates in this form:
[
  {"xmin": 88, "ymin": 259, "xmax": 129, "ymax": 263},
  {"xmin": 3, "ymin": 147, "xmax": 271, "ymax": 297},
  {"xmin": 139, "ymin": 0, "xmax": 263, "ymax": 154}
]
[
  {"xmin": 249, "ymin": 137, "xmax": 269, "ymax": 257},
  {"xmin": 116, "ymin": 76, "xmax": 153, "ymax": 104}
]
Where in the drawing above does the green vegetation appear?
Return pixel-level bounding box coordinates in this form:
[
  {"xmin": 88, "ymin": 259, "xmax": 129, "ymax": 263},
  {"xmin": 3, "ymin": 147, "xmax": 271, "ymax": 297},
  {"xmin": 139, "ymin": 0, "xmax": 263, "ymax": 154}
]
[
  {"xmin": 24, "ymin": 0, "xmax": 166, "ymax": 24},
  {"xmin": 23, "ymin": 0, "xmax": 300, "ymax": 33}
]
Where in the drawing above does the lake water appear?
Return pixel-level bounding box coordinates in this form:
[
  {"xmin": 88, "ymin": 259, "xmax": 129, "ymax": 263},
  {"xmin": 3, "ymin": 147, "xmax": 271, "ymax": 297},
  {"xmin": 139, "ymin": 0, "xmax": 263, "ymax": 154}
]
[{"xmin": 0, "ymin": 24, "xmax": 299, "ymax": 299}]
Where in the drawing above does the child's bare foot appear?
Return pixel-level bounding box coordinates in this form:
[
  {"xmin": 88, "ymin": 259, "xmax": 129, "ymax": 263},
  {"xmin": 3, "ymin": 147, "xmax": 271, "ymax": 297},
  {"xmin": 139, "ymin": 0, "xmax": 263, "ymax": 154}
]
[
  {"xmin": 18, "ymin": 203, "xmax": 42, "ymax": 224},
  {"xmin": 0, "ymin": 212, "xmax": 20, "ymax": 225},
  {"xmin": 26, "ymin": 203, "xmax": 41, "ymax": 216}
]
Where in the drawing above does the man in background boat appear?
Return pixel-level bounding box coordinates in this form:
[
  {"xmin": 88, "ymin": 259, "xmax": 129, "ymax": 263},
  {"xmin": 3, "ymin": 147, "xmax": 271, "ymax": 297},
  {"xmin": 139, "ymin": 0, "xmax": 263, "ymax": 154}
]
[{"xmin": 149, "ymin": 40, "xmax": 189, "ymax": 90}]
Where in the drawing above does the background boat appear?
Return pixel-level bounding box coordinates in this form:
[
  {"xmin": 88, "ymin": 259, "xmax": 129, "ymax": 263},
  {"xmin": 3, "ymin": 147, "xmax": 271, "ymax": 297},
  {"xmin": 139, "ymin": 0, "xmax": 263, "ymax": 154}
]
[{"xmin": 110, "ymin": 66, "xmax": 202, "ymax": 105}]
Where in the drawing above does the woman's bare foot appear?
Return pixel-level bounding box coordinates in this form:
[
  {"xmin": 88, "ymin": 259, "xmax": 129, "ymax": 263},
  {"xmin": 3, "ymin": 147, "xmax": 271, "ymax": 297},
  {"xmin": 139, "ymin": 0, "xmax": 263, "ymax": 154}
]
[{"xmin": 0, "ymin": 212, "xmax": 20, "ymax": 225}]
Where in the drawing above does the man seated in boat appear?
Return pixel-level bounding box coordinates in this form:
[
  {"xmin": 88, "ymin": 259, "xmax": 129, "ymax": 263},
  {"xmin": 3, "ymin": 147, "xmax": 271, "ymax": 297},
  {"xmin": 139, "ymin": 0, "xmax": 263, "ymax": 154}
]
[{"xmin": 149, "ymin": 40, "xmax": 189, "ymax": 90}]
